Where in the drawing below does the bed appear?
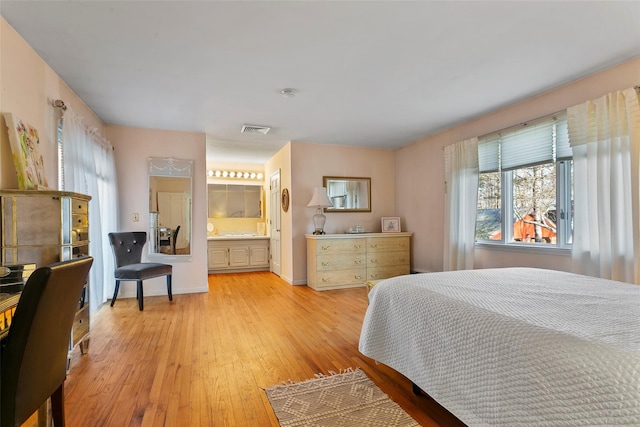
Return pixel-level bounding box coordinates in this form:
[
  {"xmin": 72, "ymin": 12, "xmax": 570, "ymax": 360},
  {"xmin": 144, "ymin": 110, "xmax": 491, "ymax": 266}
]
[{"xmin": 358, "ymin": 268, "xmax": 640, "ymax": 426}]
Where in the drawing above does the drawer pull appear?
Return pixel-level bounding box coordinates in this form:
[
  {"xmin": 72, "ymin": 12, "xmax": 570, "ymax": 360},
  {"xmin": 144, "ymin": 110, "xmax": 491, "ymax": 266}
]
[
  {"xmin": 321, "ymin": 262, "xmax": 330, "ymax": 266},
  {"xmin": 370, "ymin": 244, "xmax": 377, "ymax": 248},
  {"xmin": 322, "ymin": 245, "xmax": 330, "ymax": 250},
  {"xmin": 354, "ymin": 244, "xmax": 361, "ymax": 249},
  {"xmin": 355, "ymin": 275, "xmax": 362, "ymax": 279},
  {"xmin": 370, "ymin": 259, "xmax": 377, "ymax": 264},
  {"xmin": 322, "ymin": 277, "xmax": 330, "ymax": 282},
  {"xmin": 354, "ymin": 260, "xmax": 361, "ymax": 264}
]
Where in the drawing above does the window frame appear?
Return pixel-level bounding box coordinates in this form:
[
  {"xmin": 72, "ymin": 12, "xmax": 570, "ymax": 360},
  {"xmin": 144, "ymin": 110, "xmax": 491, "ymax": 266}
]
[{"xmin": 475, "ymin": 113, "xmax": 573, "ymax": 252}]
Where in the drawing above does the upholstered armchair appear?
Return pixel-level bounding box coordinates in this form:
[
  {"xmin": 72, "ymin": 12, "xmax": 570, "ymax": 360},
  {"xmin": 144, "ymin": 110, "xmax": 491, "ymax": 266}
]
[{"xmin": 108, "ymin": 232, "xmax": 172, "ymax": 311}]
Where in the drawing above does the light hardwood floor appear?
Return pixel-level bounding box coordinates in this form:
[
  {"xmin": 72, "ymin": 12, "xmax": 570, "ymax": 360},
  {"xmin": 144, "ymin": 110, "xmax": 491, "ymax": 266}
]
[{"xmin": 26, "ymin": 272, "xmax": 464, "ymax": 426}]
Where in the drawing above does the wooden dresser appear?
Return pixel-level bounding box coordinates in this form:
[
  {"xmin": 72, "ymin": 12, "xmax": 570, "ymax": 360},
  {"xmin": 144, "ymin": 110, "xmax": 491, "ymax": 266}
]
[
  {"xmin": 306, "ymin": 232, "xmax": 412, "ymax": 291},
  {"xmin": 0, "ymin": 190, "xmax": 91, "ymax": 359}
]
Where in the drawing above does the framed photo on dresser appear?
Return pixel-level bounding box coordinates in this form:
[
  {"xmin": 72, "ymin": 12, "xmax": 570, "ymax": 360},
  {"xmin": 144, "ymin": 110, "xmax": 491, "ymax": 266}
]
[{"xmin": 381, "ymin": 217, "xmax": 401, "ymax": 233}]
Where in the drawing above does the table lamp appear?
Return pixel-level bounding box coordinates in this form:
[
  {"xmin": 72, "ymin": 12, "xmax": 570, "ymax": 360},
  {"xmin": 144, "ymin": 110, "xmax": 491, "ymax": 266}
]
[{"xmin": 307, "ymin": 187, "xmax": 333, "ymax": 235}]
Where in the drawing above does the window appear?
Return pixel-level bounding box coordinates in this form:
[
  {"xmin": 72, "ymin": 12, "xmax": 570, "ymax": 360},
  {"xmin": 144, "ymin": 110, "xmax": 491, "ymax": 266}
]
[
  {"xmin": 475, "ymin": 113, "xmax": 573, "ymax": 248},
  {"xmin": 57, "ymin": 117, "xmax": 64, "ymax": 190}
]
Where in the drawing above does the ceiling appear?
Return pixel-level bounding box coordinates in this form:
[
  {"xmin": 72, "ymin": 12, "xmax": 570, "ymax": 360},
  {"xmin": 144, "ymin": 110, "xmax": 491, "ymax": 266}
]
[{"xmin": 2, "ymin": 1, "xmax": 639, "ymax": 165}]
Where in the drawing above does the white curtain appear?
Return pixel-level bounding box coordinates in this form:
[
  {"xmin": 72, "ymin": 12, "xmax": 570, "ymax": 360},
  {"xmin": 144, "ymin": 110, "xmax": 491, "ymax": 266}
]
[
  {"xmin": 568, "ymin": 87, "xmax": 640, "ymax": 284},
  {"xmin": 443, "ymin": 137, "xmax": 479, "ymax": 271},
  {"xmin": 62, "ymin": 109, "xmax": 119, "ymax": 313}
]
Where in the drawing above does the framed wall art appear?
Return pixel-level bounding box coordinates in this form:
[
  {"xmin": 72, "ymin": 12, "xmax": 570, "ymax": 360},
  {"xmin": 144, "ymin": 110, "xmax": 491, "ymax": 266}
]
[
  {"xmin": 281, "ymin": 188, "xmax": 290, "ymax": 212},
  {"xmin": 381, "ymin": 217, "xmax": 401, "ymax": 233},
  {"xmin": 4, "ymin": 113, "xmax": 48, "ymax": 190}
]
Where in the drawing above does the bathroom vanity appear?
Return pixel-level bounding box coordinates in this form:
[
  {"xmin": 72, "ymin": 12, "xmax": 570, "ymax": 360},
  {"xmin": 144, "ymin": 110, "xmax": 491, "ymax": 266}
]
[{"xmin": 207, "ymin": 235, "xmax": 270, "ymax": 273}]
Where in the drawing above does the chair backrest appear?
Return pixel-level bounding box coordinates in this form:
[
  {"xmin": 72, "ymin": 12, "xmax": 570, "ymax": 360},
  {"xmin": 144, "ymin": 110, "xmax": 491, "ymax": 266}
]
[
  {"xmin": 1, "ymin": 256, "xmax": 93, "ymax": 427},
  {"xmin": 172, "ymin": 225, "xmax": 181, "ymax": 254},
  {"xmin": 108, "ymin": 232, "xmax": 147, "ymax": 267}
]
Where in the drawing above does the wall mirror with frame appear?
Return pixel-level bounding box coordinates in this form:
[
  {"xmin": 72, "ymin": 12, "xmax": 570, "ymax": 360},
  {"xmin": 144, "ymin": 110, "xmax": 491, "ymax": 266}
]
[
  {"xmin": 323, "ymin": 176, "xmax": 371, "ymax": 212},
  {"xmin": 148, "ymin": 157, "xmax": 192, "ymax": 257}
]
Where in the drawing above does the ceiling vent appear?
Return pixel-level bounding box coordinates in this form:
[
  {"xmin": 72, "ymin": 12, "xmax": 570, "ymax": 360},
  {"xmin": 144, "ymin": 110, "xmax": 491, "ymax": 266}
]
[{"xmin": 241, "ymin": 124, "xmax": 271, "ymax": 135}]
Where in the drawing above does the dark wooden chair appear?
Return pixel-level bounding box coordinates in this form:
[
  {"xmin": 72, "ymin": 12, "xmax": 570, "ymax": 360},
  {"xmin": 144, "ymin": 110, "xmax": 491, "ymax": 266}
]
[
  {"xmin": 108, "ymin": 232, "xmax": 172, "ymax": 311},
  {"xmin": 0, "ymin": 256, "xmax": 93, "ymax": 427},
  {"xmin": 171, "ymin": 225, "xmax": 181, "ymax": 254}
]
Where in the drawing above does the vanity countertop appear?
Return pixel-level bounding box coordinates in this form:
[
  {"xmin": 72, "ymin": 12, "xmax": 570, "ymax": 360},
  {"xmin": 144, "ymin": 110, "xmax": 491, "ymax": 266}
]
[{"xmin": 208, "ymin": 235, "xmax": 269, "ymax": 240}]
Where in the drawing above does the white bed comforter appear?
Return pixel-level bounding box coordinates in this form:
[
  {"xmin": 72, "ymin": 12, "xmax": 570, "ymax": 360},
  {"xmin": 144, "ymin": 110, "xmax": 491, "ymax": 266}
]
[{"xmin": 358, "ymin": 268, "xmax": 640, "ymax": 426}]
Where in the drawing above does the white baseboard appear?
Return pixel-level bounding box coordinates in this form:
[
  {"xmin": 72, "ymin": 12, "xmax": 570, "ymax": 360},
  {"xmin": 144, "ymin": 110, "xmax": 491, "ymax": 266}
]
[{"xmin": 116, "ymin": 286, "xmax": 208, "ymax": 299}]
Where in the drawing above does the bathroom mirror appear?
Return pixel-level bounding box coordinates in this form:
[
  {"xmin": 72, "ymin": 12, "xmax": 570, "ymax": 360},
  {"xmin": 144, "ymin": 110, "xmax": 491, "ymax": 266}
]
[
  {"xmin": 148, "ymin": 157, "xmax": 193, "ymax": 256},
  {"xmin": 207, "ymin": 184, "xmax": 262, "ymax": 218},
  {"xmin": 323, "ymin": 176, "xmax": 371, "ymax": 212}
]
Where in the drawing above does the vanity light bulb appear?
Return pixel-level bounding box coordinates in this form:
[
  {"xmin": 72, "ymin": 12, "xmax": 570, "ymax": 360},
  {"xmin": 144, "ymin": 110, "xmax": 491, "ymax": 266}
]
[
  {"xmin": 257, "ymin": 173, "xmax": 263, "ymax": 179},
  {"xmin": 250, "ymin": 173, "xmax": 256, "ymax": 179},
  {"xmin": 207, "ymin": 170, "xmax": 213, "ymax": 177},
  {"xmin": 222, "ymin": 171, "xmax": 229, "ymax": 177},
  {"xmin": 229, "ymin": 171, "xmax": 236, "ymax": 178},
  {"xmin": 215, "ymin": 170, "xmax": 221, "ymax": 177},
  {"xmin": 243, "ymin": 172, "xmax": 250, "ymax": 178}
]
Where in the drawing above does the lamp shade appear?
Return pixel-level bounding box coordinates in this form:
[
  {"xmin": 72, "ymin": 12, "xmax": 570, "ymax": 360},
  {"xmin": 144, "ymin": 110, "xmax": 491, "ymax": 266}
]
[{"xmin": 307, "ymin": 187, "xmax": 333, "ymax": 208}]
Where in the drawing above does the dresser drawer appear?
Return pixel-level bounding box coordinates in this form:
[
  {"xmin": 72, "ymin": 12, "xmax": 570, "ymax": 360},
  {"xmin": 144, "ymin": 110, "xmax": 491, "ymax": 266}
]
[
  {"xmin": 72, "ymin": 213, "xmax": 89, "ymax": 229},
  {"xmin": 315, "ymin": 267, "xmax": 367, "ymax": 288},
  {"xmin": 317, "ymin": 253, "xmax": 366, "ymax": 270},
  {"xmin": 316, "ymin": 239, "xmax": 366, "ymax": 254},
  {"xmin": 367, "ymin": 265, "xmax": 410, "ymax": 281},
  {"xmin": 72, "ymin": 198, "xmax": 89, "ymax": 215},
  {"xmin": 367, "ymin": 250, "xmax": 410, "ymax": 268},
  {"xmin": 367, "ymin": 237, "xmax": 410, "ymax": 252},
  {"xmin": 72, "ymin": 305, "xmax": 89, "ymax": 347},
  {"xmin": 306, "ymin": 233, "xmax": 411, "ymax": 291}
]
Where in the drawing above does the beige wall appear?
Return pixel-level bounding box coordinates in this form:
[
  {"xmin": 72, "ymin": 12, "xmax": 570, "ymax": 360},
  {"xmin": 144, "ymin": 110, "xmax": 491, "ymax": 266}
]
[
  {"xmin": 396, "ymin": 57, "xmax": 640, "ymax": 273},
  {"xmin": 290, "ymin": 141, "xmax": 396, "ymax": 284},
  {"xmin": 0, "ymin": 17, "xmax": 102, "ymax": 189},
  {"xmin": 106, "ymin": 124, "xmax": 208, "ymax": 296}
]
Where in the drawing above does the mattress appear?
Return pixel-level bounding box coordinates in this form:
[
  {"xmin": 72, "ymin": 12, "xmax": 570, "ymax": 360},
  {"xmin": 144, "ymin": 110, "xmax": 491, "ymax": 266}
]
[{"xmin": 358, "ymin": 268, "xmax": 640, "ymax": 426}]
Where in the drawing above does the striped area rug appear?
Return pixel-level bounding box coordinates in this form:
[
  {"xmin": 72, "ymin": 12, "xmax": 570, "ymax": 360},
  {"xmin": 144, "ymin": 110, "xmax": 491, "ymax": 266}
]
[{"xmin": 264, "ymin": 368, "xmax": 420, "ymax": 427}]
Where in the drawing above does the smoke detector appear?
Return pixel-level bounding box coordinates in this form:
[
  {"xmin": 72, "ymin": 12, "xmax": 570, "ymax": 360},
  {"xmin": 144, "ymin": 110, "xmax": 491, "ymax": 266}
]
[
  {"xmin": 241, "ymin": 124, "xmax": 271, "ymax": 135},
  {"xmin": 281, "ymin": 88, "xmax": 297, "ymax": 98}
]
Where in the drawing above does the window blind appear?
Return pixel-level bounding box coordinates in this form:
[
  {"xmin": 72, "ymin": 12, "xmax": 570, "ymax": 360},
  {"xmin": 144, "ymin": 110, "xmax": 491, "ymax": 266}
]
[
  {"xmin": 478, "ymin": 134, "xmax": 500, "ymax": 173},
  {"xmin": 478, "ymin": 113, "xmax": 569, "ymax": 171},
  {"xmin": 501, "ymin": 120, "xmax": 555, "ymax": 170},
  {"xmin": 555, "ymin": 118, "xmax": 572, "ymax": 160}
]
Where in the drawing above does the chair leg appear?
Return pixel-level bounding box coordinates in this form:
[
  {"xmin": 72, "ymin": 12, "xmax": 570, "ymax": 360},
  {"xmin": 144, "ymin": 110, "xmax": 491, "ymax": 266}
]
[
  {"xmin": 137, "ymin": 280, "xmax": 144, "ymax": 311},
  {"xmin": 110, "ymin": 280, "xmax": 121, "ymax": 307},
  {"xmin": 51, "ymin": 383, "xmax": 65, "ymax": 427},
  {"xmin": 167, "ymin": 274, "xmax": 173, "ymax": 301}
]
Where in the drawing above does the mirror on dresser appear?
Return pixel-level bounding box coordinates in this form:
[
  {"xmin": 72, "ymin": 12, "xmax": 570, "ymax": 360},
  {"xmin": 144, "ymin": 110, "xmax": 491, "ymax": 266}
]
[
  {"xmin": 323, "ymin": 176, "xmax": 371, "ymax": 212},
  {"xmin": 148, "ymin": 157, "xmax": 193, "ymax": 257}
]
